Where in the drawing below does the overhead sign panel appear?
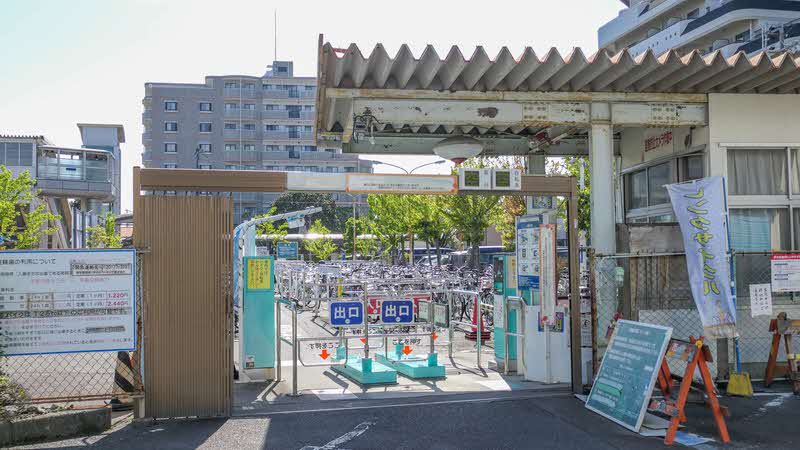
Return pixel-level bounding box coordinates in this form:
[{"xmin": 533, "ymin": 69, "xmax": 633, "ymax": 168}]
[
  {"xmin": 585, "ymin": 320, "xmax": 672, "ymax": 432},
  {"xmin": 346, "ymin": 174, "xmax": 457, "ymax": 195},
  {"xmin": 0, "ymin": 249, "xmax": 136, "ymax": 356}
]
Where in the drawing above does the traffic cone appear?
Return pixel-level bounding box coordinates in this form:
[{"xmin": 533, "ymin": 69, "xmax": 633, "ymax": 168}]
[
  {"xmin": 110, "ymin": 351, "xmax": 138, "ymax": 411},
  {"xmin": 465, "ymin": 303, "xmax": 490, "ymax": 342}
]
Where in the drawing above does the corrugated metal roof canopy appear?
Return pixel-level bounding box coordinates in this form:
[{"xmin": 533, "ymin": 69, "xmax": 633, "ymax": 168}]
[
  {"xmin": 316, "ymin": 38, "xmax": 800, "ymax": 155},
  {"xmin": 319, "ymin": 42, "xmax": 800, "ymax": 95}
]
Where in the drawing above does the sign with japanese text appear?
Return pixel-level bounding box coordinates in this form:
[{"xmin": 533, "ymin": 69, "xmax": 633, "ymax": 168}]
[
  {"xmin": 539, "ymin": 224, "xmax": 557, "ymax": 323},
  {"xmin": 276, "ymin": 242, "xmax": 299, "ymax": 260},
  {"xmin": 246, "ymin": 257, "xmax": 272, "ymax": 291},
  {"xmin": 0, "ymin": 249, "xmax": 136, "ymax": 356},
  {"xmin": 380, "ymin": 299, "xmax": 415, "ymax": 324},
  {"xmin": 770, "ymin": 253, "xmax": 800, "ymax": 292},
  {"xmin": 667, "ymin": 176, "xmax": 736, "ymax": 339},
  {"xmin": 586, "ymin": 320, "xmax": 672, "ymax": 432},
  {"xmin": 516, "ymin": 215, "xmax": 542, "ymax": 289},
  {"xmin": 749, "ymin": 283, "xmax": 773, "ymax": 317},
  {"xmin": 643, "ymin": 129, "xmax": 673, "ymax": 153},
  {"xmin": 346, "ymin": 173, "xmax": 458, "ymax": 195},
  {"xmin": 330, "ymin": 301, "xmax": 364, "ymax": 327}
]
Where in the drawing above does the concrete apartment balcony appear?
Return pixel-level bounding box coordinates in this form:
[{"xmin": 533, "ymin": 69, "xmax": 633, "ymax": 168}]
[
  {"xmin": 224, "ymin": 88, "xmax": 257, "ymax": 99},
  {"xmin": 599, "ymin": 0, "xmax": 691, "ymax": 49},
  {"xmin": 262, "ymin": 110, "xmax": 314, "ymax": 121},
  {"xmin": 262, "ymin": 89, "xmax": 316, "ymax": 100},
  {"xmin": 629, "ymin": 18, "xmax": 691, "ymax": 56},
  {"xmin": 262, "ymin": 90, "xmax": 290, "ymax": 99},
  {"xmin": 224, "ymin": 109, "xmax": 259, "ymax": 119},
  {"xmin": 262, "ymin": 150, "xmax": 291, "ymax": 159},
  {"xmin": 223, "ymin": 150, "xmax": 262, "ymax": 162},
  {"xmin": 297, "ymin": 151, "xmax": 358, "ymax": 161},
  {"xmin": 263, "ymin": 131, "xmax": 315, "ymax": 141},
  {"xmin": 223, "ymin": 129, "xmax": 258, "ymax": 140}
]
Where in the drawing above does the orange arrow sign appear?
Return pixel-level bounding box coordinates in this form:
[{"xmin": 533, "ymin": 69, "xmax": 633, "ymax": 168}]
[
  {"xmin": 432, "ymin": 332, "xmax": 438, "ymax": 341},
  {"xmin": 319, "ymin": 349, "xmax": 331, "ymax": 360},
  {"xmin": 402, "ymin": 345, "xmax": 413, "ymax": 356},
  {"xmin": 360, "ymin": 338, "xmax": 366, "ymax": 344}
]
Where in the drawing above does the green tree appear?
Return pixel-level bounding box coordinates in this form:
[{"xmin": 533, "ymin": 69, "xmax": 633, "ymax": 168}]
[
  {"xmin": 367, "ymin": 194, "xmax": 415, "ymax": 264},
  {"xmin": 271, "ymin": 192, "xmax": 343, "ymax": 232},
  {"xmin": 304, "ymin": 219, "xmax": 338, "ymax": 261},
  {"xmin": 0, "ymin": 166, "xmax": 60, "ymax": 249},
  {"xmin": 440, "ymin": 194, "xmax": 502, "ymax": 268},
  {"xmin": 417, "ymin": 196, "xmax": 454, "ymax": 265},
  {"xmin": 255, "ymin": 207, "xmax": 289, "ymax": 253},
  {"xmin": 86, "ymin": 212, "xmax": 122, "ymax": 248},
  {"xmin": 343, "ymin": 217, "xmax": 378, "ymax": 259},
  {"xmin": 548, "ymin": 157, "xmax": 590, "ymax": 237}
]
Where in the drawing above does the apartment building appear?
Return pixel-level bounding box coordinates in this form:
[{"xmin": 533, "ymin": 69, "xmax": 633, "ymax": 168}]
[
  {"xmin": 142, "ymin": 61, "xmax": 371, "ymax": 224},
  {"xmin": 0, "ymin": 124, "xmax": 124, "ymax": 248},
  {"xmin": 600, "ymin": 0, "xmax": 800, "ymax": 58}
]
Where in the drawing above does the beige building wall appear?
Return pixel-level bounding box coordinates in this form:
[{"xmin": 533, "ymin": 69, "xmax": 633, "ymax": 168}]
[{"xmin": 708, "ymin": 93, "xmax": 800, "ymax": 178}]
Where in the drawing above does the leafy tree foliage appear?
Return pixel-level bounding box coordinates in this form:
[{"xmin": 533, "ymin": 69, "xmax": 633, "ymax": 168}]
[
  {"xmin": 548, "ymin": 156, "xmax": 590, "ymax": 237},
  {"xmin": 87, "ymin": 212, "xmax": 122, "ymax": 248},
  {"xmin": 271, "ymin": 192, "xmax": 343, "ymax": 232},
  {"xmin": 343, "ymin": 217, "xmax": 378, "ymax": 259},
  {"xmin": 303, "ymin": 219, "xmax": 338, "ymax": 261},
  {"xmin": 0, "ymin": 166, "xmax": 60, "ymax": 249},
  {"xmin": 254, "ymin": 207, "xmax": 289, "ymax": 253}
]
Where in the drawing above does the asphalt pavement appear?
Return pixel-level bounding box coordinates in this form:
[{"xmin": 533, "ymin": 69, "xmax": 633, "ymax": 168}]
[{"xmin": 13, "ymin": 389, "xmax": 800, "ymax": 449}]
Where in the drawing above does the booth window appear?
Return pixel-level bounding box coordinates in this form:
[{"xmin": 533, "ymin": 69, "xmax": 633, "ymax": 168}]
[
  {"xmin": 624, "ymin": 153, "xmax": 704, "ymax": 223},
  {"xmin": 728, "ymin": 148, "xmax": 787, "ymax": 195}
]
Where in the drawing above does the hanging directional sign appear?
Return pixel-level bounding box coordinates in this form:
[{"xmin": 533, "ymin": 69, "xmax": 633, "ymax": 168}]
[
  {"xmin": 381, "ymin": 299, "xmax": 415, "ymax": 324},
  {"xmin": 330, "ymin": 301, "xmax": 364, "ymax": 327},
  {"xmin": 286, "ymin": 215, "xmax": 304, "ymax": 229}
]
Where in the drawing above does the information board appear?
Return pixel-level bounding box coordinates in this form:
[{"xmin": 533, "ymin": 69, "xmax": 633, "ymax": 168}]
[
  {"xmin": 0, "ymin": 249, "xmax": 136, "ymax": 356},
  {"xmin": 346, "ymin": 173, "xmax": 458, "ymax": 195},
  {"xmin": 771, "ymin": 253, "xmax": 800, "ymax": 292},
  {"xmin": 516, "ymin": 215, "xmax": 541, "ymax": 288},
  {"xmin": 585, "ymin": 320, "xmax": 672, "ymax": 432},
  {"xmin": 246, "ymin": 258, "xmax": 272, "ymax": 290},
  {"xmin": 276, "ymin": 242, "xmax": 298, "ymax": 260}
]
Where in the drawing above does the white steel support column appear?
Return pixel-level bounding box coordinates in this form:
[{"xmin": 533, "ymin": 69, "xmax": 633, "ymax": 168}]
[{"xmin": 590, "ymin": 103, "xmax": 616, "ymax": 254}]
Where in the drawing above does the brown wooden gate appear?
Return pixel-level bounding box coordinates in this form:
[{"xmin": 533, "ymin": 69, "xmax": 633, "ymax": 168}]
[{"xmin": 134, "ymin": 192, "xmax": 233, "ymax": 418}]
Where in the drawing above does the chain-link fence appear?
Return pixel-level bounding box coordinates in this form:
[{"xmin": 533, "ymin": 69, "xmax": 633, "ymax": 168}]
[
  {"xmin": 0, "ymin": 251, "xmax": 144, "ymax": 405},
  {"xmin": 591, "ymin": 250, "xmax": 800, "ymax": 383}
]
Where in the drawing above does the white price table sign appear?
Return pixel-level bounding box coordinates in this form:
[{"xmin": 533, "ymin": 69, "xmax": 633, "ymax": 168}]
[
  {"xmin": 771, "ymin": 253, "xmax": 800, "ymax": 292},
  {"xmin": 0, "ymin": 249, "xmax": 136, "ymax": 356}
]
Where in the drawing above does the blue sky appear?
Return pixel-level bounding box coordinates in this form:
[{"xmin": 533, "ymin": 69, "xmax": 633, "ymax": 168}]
[{"xmin": 0, "ymin": 0, "xmax": 623, "ymax": 211}]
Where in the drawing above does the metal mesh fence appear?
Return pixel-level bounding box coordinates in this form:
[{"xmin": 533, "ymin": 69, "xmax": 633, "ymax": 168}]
[
  {"xmin": 0, "ymin": 251, "xmax": 144, "ymax": 404},
  {"xmin": 591, "ymin": 251, "xmax": 800, "ymax": 382}
]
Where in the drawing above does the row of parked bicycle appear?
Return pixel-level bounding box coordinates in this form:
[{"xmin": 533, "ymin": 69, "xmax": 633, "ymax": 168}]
[{"xmin": 274, "ymin": 261, "xmax": 497, "ymax": 330}]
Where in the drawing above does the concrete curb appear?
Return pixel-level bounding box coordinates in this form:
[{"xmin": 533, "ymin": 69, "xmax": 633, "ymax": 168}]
[{"xmin": 0, "ymin": 407, "xmax": 111, "ymax": 446}]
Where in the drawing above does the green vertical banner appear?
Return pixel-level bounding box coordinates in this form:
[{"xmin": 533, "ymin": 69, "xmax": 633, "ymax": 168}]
[{"xmin": 243, "ymin": 256, "xmax": 275, "ymax": 370}]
